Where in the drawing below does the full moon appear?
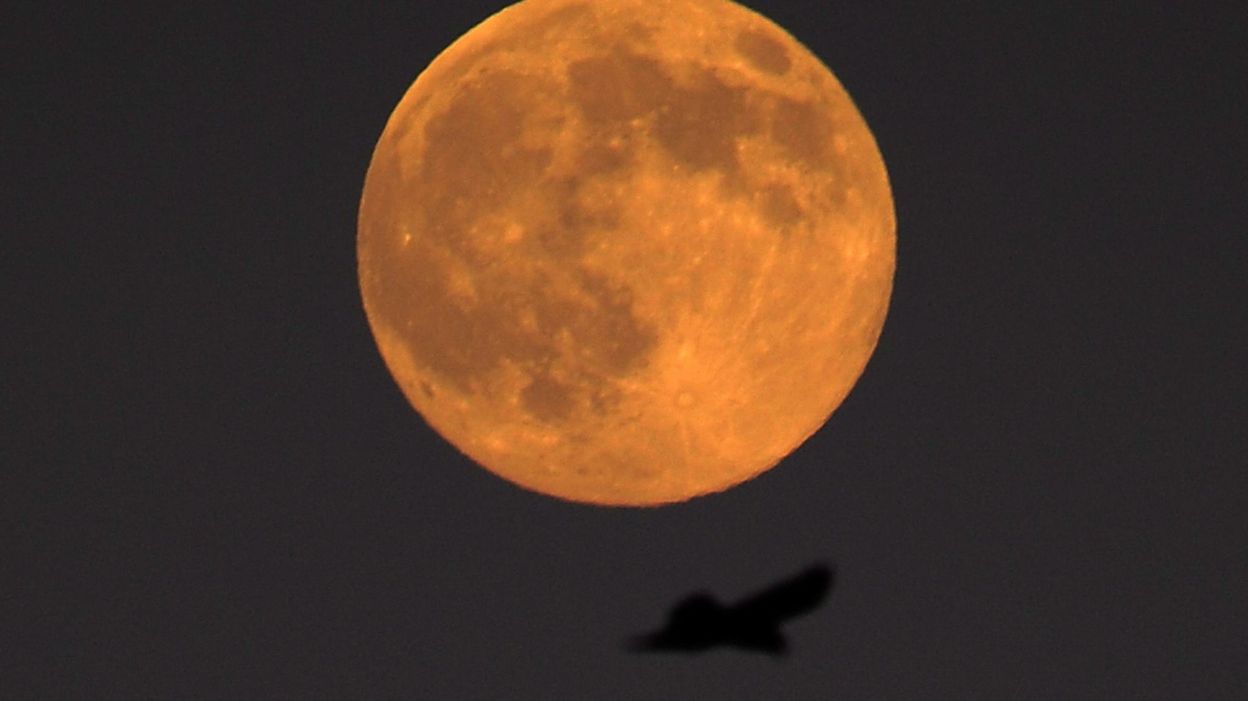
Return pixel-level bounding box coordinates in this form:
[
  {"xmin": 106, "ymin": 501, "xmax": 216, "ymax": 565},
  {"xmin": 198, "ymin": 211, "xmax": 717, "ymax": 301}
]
[{"xmin": 358, "ymin": 0, "xmax": 895, "ymax": 506}]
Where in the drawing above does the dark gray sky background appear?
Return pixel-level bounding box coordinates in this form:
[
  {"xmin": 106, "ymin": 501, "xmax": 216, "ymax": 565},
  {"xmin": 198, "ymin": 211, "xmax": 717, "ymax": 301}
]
[{"xmin": 6, "ymin": 1, "xmax": 1245, "ymax": 698}]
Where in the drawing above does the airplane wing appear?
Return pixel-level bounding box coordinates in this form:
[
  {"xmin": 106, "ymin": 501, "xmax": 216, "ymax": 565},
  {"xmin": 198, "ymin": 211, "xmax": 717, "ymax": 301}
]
[{"xmin": 731, "ymin": 564, "xmax": 834, "ymax": 623}]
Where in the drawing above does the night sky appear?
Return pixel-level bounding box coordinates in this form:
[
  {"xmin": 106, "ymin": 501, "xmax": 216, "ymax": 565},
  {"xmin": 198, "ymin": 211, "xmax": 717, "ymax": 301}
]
[{"xmin": 6, "ymin": 1, "xmax": 1246, "ymax": 698}]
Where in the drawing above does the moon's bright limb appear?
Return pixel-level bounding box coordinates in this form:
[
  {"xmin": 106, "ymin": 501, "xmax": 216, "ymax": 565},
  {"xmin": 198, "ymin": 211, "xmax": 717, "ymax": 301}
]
[{"xmin": 358, "ymin": 0, "xmax": 895, "ymax": 506}]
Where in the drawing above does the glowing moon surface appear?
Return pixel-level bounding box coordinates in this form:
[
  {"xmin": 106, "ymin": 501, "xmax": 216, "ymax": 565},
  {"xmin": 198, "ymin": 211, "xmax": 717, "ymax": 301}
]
[{"xmin": 358, "ymin": 0, "xmax": 895, "ymax": 506}]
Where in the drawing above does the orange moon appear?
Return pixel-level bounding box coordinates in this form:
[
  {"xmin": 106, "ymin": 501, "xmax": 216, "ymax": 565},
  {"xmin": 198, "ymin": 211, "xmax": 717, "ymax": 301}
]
[{"xmin": 357, "ymin": 0, "xmax": 895, "ymax": 506}]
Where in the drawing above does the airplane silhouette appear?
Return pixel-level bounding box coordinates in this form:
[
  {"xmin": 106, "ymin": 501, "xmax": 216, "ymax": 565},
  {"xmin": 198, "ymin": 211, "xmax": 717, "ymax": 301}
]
[{"xmin": 626, "ymin": 563, "xmax": 835, "ymax": 656}]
